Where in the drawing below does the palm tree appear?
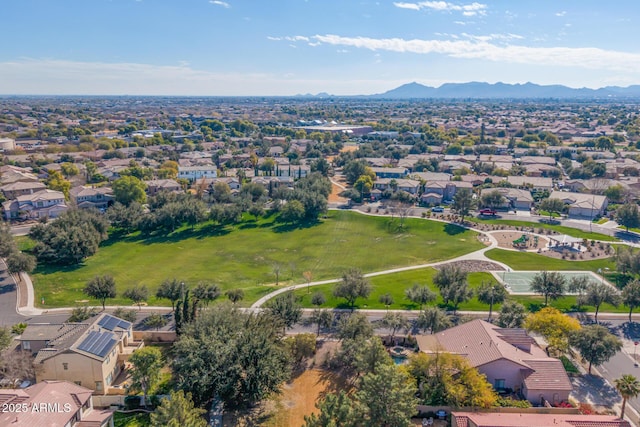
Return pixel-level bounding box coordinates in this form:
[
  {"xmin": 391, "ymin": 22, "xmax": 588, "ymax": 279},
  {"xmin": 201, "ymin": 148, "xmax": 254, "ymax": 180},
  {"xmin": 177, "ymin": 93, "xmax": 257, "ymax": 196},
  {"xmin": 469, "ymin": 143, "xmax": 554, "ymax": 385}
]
[{"xmin": 615, "ymin": 374, "xmax": 640, "ymax": 419}]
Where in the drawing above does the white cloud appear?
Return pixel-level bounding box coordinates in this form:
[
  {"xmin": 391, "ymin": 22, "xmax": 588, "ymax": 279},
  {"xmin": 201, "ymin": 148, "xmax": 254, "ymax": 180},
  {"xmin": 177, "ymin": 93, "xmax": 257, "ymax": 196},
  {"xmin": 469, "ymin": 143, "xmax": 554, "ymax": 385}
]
[
  {"xmin": 306, "ymin": 34, "xmax": 640, "ymax": 72},
  {"xmin": 209, "ymin": 0, "xmax": 230, "ymax": 8},
  {"xmin": 555, "ymin": 11, "xmax": 566, "ymax": 17},
  {"xmin": 393, "ymin": 1, "xmax": 487, "ymax": 16}
]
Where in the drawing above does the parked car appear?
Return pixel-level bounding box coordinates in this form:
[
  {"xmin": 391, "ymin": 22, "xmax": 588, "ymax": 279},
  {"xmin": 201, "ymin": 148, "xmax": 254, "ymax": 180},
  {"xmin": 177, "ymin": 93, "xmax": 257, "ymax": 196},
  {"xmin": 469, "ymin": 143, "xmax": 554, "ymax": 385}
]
[
  {"xmin": 431, "ymin": 206, "xmax": 444, "ymax": 212},
  {"xmin": 479, "ymin": 208, "xmax": 497, "ymax": 216}
]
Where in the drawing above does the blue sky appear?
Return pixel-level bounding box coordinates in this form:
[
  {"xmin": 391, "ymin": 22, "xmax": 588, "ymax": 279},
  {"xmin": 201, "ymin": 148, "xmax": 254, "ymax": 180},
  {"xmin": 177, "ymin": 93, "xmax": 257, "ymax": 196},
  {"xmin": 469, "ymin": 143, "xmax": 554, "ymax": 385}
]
[{"xmin": 2, "ymin": 0, "xmax": 640, "ymax": 95}]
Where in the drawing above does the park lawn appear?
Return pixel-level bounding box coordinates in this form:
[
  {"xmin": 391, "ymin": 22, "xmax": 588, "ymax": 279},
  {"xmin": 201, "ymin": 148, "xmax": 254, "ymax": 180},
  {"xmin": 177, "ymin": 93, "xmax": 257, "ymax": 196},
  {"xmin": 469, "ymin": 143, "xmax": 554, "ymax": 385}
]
[
  {"xmin": 31, "ymin": 211, "xmax": 482, "ymax": 308},
  {"xmin": 293, "ymin": 268, "xmax": 496, "ymax": 310},
  {"xmin": 485, "ymin": 249, "xmax": 615, "ymax": 271},
  {"xmin": 470, "ymin": 218, "xmax": 618, "ymax": 242}
]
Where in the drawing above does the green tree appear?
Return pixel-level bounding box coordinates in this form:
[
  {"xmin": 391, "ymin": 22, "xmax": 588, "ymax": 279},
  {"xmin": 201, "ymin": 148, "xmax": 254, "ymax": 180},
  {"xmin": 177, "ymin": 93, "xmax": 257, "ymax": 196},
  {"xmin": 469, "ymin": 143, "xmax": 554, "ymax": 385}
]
[
  {"xmin": 355, "ymin": 363, "xmax": 418, "ymax": 427},
  {"xmin": 585, "ymin": 282, "xmax": 621, "ymax": 323},
  {"xmin": 451, "ymin": 188, "xmax": 476, "ymax": 222},
  {"xmin": 310, "ymin": 309, "xmax": 333, "ymax": 337},
  {"xmin": 45, "ymin": 170, "xmax": 71, "ymax": 199},
  {"xmin": 530, "ymin": 271, "xmax": 566, "ymax": 305},
  {"xmin": 191, "ymin": 282, "xmax": 220, "ymax": 308},
  {"xmin": 337, "ymin": 312, "xmax": 374, "ymax": 341},
  {"xmin": 304, "ymin": 391, "xmax": 357, "ymax": 427},
  {"xmin": 279, "ymin": 199, "xmax": 306, "ymax": 223},
  {"xmin": 83, "ymin": 275, "xmax": 116, "ymax": 310},
  {"xmin": 524, "ymin": 307, "xmax": 581, "ymax": 355},
  {"xmin": 172, "ymin": 304, "xmax": 290, "ymax": 408},
  {"xmin": 112, "ymin": 307, "xmax": 138, "ymax": 323},
  {"xmin": 112, "ymin": 175, "xmax": 147, "ymax": 206},
  {"xmin": 605, "ymin": 184, "xmax": 626, "ymax": 203},
  {"xmin": 150, "ymin": 390, "xmax": 207, "ymax": 427},
  {"xmin": 144, "ymin": 313, "xmax": 168, "ymax": 331},
  {"xmin": 617, "ymin": 203, "xmax": 640, "ymax": 232},
  {"xmin": 354, "ymin": 174, "xmax": 374, "ymax": 198},
  {"xmin": 404, "ymin": 284, "xmax": 436, "ymax": 309},
  {"xmin": 343, "ymin": 160, "xmax": 374, "ymax": 185},
  {"xmin": 381, "ymin": 312, "xmax": 409, "ymax": 341},
  {"xmin": 615, "ymin": 374, "xmax": 640, "ymax": 419},
  {"xmin": 156, "ymin": 279, "xmax": 183, "ymax": 311},
  {"xmin": 569, "ymin": 325, "xmax": 622, "ymax": 374},
  {"xmin": 68, "ymin": 305, "xmax": 99, "ymax": 322},
  {"xmin": 6, "ymin": 252, "xmax": 36, "ymax": 275},
  {"xmin": 416, "ymin": 306, "xmax": 451, "ymax": 334},
  {"xmin": 407, "ymin": 352, "xmax": 497, "ymax": 408},
  {"xmin": 266, "ymin": 292, "xmax": 302, "ymax": 331},
  {"xmin": 480, "ymin": 190, "xmax": 505, "ymax": 210},
  {"xmin": 378, "ymin": 293, "xmax": 394, "ymax": 310},
  {"xmin": 123, "ymin": 285, "xmax": 149, "ymax": 310},
  {"xmin": 60, "ymin": 162, "xmax": 79, "ymax": 177},
  {"xmin": 497, "ymin": 301, "xmax": 527, "ymax": 328},
  {"xmin": 225, "ymin": 288, "xmax": 244, "ymax": 304},
  {"xmin": 285, "ymin": 333, "xmax": 317, "ymax": 366},
  {"xmin": 333, "ymin": 268, "xmax": 371, "ymax": 309},
  {"xmin": 623, "ymin": 279, "xmax": 640, "ymax": 322},
  {"xmin": 130, "ymin": 346, "xmax": 163, "ymax": 406},
  {"xmin": 30, "ymin": 209, "xmax": 109, "ymax": 266},
  {"xmin": 476, "ymin": 281, "xmax": 507, "ymax": 320},
  {"xmin": 568, "ymin": 276, "xmax": 592, "ymax": 311},
  {"xmin": 539, "ymin": 198, "xmax": 565, "ymax": 219},
  {"xmin": 311, "ymin": 291, "xmax": 326, "ymax": 307}
]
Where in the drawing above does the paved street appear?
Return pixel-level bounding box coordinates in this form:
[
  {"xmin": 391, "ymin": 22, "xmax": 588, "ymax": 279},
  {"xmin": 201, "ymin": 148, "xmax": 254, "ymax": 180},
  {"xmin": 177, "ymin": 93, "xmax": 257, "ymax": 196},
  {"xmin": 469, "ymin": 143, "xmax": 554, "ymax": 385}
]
[{"xmin": 0, "ymin": 259, "xmax": 25, "ymax": 325}]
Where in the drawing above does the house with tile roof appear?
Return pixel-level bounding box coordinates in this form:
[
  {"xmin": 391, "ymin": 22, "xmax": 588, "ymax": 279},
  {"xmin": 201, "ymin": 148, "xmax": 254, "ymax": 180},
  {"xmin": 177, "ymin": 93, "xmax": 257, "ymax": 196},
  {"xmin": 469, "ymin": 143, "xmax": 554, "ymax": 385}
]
[
  {"xmin": 452, "ymin": 412, "xmax": 630, "ymax": 427},
  {"xmin": 2, "ymin": 189, "xmax": 68, "ymax": 220},
  {"xmin": 549, "ymin": 190, "xmax": 608, "ymax": 218},
  {"xmin": 416, "ymin": 319, "xmax": 572, "ymax": 405},
  {"xmin": 26, "ymin": 313, "xmax": 143, "ymax": 394},
  {"xmin": 0, "ymin": 380, "xmax": 114, "ymax": 427}
]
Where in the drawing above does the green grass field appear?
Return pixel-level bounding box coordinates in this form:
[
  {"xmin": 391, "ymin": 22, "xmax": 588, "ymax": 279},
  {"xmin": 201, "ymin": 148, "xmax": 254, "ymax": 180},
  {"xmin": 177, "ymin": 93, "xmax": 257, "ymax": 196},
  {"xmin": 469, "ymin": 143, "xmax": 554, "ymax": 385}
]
[
  {"xmin": 292, "ymin": 263, "xmax": 627, "ymax": 314},
  {"xmin": 31, "ymin": 211, "xmax": 483, "ymax": 308},
  {"xmin": 470, "ymin": 218, "xmax": 618, "ymax": 242},
  {"xmin": 293, "ymin": 268, "xmax": 497, "ymax": 310}
]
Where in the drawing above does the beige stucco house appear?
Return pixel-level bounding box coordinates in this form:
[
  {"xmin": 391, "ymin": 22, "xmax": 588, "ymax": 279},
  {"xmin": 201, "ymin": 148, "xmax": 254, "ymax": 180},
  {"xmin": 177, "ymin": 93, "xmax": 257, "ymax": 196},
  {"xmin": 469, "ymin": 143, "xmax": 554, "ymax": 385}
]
[
  {"xmin": 25, "ymin": 314, "xmax": 143, "ymax": 394},
  {"xmin": 416, "ymin": 319, "xmax": 573, "ymax": 406}
]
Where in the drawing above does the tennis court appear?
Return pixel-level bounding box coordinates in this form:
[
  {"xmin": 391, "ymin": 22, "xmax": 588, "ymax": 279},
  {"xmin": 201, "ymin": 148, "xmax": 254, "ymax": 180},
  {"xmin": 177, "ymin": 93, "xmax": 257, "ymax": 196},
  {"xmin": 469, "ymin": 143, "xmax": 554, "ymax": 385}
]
[{"xmin": 491, "ymin": 271, "xmax": 602, "ymax": 294}]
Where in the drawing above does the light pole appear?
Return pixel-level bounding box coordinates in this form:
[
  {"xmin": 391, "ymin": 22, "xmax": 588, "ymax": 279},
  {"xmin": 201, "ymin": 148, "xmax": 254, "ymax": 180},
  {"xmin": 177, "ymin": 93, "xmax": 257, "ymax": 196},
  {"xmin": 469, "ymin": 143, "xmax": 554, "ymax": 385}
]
[{"xmin": 634, "ymin": 341, "xmax": 638, "ymax": 367}]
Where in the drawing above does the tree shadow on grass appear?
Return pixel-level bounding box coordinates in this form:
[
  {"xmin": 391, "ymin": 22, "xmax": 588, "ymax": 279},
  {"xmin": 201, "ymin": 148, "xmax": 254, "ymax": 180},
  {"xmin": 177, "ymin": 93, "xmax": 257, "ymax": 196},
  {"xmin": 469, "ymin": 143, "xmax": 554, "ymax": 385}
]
[
  {"xmin": 272, "ymin": 218, "xmax": 322, "ymax": 233},
  {"xmin": 444, "ymin": 223, "xmax": 465, "ymax": 235},
  {"xmin": 113, "ymin": 224, "xmax": 232, "ymax": 246}
]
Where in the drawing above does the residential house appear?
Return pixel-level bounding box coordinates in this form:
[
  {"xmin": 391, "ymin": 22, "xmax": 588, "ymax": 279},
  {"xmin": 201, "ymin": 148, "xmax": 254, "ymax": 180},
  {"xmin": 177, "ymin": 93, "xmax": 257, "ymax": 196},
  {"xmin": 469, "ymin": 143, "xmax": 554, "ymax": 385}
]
[
  {"xmin": 0, "ymin": 381, "xmax": 114, "ymax": 427},
  {"xmin": 3, "ymin": 189, "xmax": 68, "ymax": 220},
  {"xmin": 411, "ymin": 171, "xmax": 451, "ymax": 182},
  {"xmin": 452, "ymin": 412, "xmax": 629, "ymax": 427},
  {"xmin": 416, "ymin": 320, "xmax": 573, "ymax": 405},
  {"xmin": 177, "ymin": 165, "xmax": 217, "ymax": 182},
  {"xmin": 549, "ymin": 190, "xmax": 608, "ymax": 218},
  {"xmin": 31, "ymin": 313, "xmax": 143, "ymax": 394},
  {"xmin": 481, "ymin": 187, "xmax": 534, "ymax": 210},
  {"xmin": 145, "ymin": 179, "xmax": 182, "ymax": 195},
  {"xmin": 0, "ymin": 165, "xmax": 40, "ymax": 185},
  {"xmin": 208, "ymin": 177, "xmax": 241, "ymax": 191},
  {"xmin": 0, "ymin": 180, "xmax": 46, "ymax": 199},
  {"xmin": 70, "ymin": 186, "xmax": 114, "ymax": 210},
  {"xmin": 420, "ymin": 181, "xmax": 472, "ymax": 206},
  {"xmin": 506, "ymin": 176, "xmax": 553, "ymax": 191},
  {"xmin": 370, "ymin": 167, "xmax": 408, "ymax": 179},
  {"xmin": 373, "ymin": 178, "xmax": 420, "ymax": 195}
]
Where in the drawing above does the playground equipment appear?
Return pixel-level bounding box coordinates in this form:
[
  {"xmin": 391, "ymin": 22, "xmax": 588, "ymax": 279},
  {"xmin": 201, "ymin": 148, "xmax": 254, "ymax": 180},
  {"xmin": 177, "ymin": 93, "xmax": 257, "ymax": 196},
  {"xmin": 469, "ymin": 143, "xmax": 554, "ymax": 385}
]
[{"xmin": 512, "ymin": 234, "xmax": 529, "ymax": 248}]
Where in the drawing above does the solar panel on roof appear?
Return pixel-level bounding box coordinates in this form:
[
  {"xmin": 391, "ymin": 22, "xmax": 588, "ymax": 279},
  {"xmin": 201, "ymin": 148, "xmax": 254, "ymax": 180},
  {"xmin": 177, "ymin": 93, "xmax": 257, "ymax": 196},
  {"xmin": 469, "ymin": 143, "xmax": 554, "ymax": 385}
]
[
  {"xmin": 77, "ymin": 331, "xmax": 117, "ymax": 358},
  {"xmin": 98, "ymin": 314, "xmax": 131, "ymax": 331}
]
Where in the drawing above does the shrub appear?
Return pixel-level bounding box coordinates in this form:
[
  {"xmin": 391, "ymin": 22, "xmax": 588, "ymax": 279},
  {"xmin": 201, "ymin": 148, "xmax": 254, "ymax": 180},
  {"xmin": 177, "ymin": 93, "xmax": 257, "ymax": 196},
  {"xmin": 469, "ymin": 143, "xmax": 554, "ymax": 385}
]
[
  {"xmin": 113, "ymin": 307, "xmax": 138, "ymax": 323},
  {"xmin": 11, "ymin": 323, "xmax": 27, "ymax": 335}
]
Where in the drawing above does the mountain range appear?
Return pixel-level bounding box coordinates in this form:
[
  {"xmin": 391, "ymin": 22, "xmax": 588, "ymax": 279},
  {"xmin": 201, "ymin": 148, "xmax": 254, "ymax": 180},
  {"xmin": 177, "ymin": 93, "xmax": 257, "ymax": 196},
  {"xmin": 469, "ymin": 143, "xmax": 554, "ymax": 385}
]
[{"xmin": 304, "ymin": 81, "xmax": 640, "ymax": 99}]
